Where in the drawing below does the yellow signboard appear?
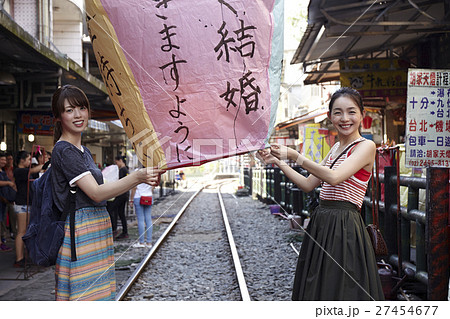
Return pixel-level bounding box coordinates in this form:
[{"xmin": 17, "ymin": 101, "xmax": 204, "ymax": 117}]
[
  {"xmin": 302, "ymin": 125, "xmax": 331, "ymax": 163},
  {"xmin": 339, "ymin": 59, "xmax": 408, "ymax": 98}
]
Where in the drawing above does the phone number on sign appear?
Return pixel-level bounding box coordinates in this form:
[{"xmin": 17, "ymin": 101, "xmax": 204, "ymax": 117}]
[{"xmin": 406, "ymin": 159, "xmax": 450, "ymax": 167}]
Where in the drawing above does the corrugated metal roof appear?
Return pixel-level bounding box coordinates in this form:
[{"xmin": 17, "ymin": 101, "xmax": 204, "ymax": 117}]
[{"xmin": 291, "ymin": 0, "xmax": 449, "ymax": 84}]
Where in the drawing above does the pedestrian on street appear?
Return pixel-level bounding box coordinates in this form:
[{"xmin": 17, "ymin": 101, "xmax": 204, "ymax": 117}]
[
  {"xmin": 130, "ymin": 174, "xmax": 154, "ymax": 248},
  {"xmin": 112, "ymin": 155, "xmax": 129, "ymax": 240},
  {"xmin": 175, "ymin": 170, "xmax": 181, "ymax": 188},
  {"xmin": 50, "ymin": 85, "xmax": 163, "ymax": 300},
  {"xmin": 4, "ymin": 152, "xmax": 17, "ymax": 240},
  {"xmin": 13, "ymin": 151, "xmax": 43, "ymax": 267},
  {"xmin": 179, "ymin": 170, "xmax": 187, "ymax": 188},
  {"xmin": 0, "ymin": 152, "xmax": 15, "ymax": 252},
  {"xmin": 258, "ymin": 87, "xmax": 384, "ymax": 301}
]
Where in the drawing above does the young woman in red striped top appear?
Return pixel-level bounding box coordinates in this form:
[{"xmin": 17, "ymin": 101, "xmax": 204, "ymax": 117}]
[{"xmin": 258, "ymin": 87, "xmax": 384, "ymax": 301}]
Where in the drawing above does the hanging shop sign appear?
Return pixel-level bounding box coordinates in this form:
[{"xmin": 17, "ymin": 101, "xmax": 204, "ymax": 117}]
[
  {"xmin": 86, "ymin": 0, "xmax": 283, "ymax": 169},
  {"xmin": 339, "ymin": 59, "xmax": 408, "ymax": 98},
  {"xmin": 17, "ymin": 111, "xmax": 55, "ymax": 136},
  {"xmin": 405, "ymin": 68, "xmax": 450, "ymax": 168},
  {"xmin": 301, "ymin": 124, "xmax": 331, "ymax": 164}
]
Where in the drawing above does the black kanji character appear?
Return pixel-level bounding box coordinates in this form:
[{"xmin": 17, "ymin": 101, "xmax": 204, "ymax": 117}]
[
  {"xmin": 214, "ymin": 21, "xmax": 235, "ymax": 62},
  {"xmin": 98, "ymin": 53, "xmax": 121, "ymax": 96},
  {"xmin": 169, "ymin": 96, "xmax": 187, "ymax": 118},
  {"xmin": 153, "ymin": 0, "xmax": 171, "ymax": 9},
  {"xmin": 217, "ymin": 0, "xmax": 237, "ymax": 16},
  {"xmin": 240, "ymin": 71, "xmax": 261, "ymax": 94},
  {"xmin": 176, "ymin": 144, "xmax": 193, "ymax": 162},
  {"xmin": 220, "ymin": 81, "xmax": 239, "ymax": 110},
  {"xmin": 174, "ymin": 122, "xmax": 189, "ymax": 144},
  {"xmin": 242, "ymin": 91, "xmax": 260, "ymax": 114},
  {"xmin": 239, "ymin": 71, "xmax": 261, "ymax": 114},
  {"xmin": 160, "ymin": 24, "xmax": 180, "ymax": 52},
  {"xmin": 233, "ymin": 19, "xmax": 257, "ymax": 58},
  {"xmin": 160, "ymin": 54, "xmax": 187, "ymax": 91}
]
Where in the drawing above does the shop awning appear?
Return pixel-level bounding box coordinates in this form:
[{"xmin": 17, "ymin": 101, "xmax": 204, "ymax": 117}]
[
  {"xmin": 291, "ymin": 0, "xmax": 449, "ymax": 84},
  {"xmin": 276, "ymin": 109, "xmax": 328, "ymax": 130},
  {"xmin": 0, "ymin": 10, "xmax": 117, "ymax": 119}
]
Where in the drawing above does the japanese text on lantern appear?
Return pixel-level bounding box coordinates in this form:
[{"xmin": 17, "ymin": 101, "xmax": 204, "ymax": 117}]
[
  {"xmin": 154, "ymin": 0, "xmax": 191, "ymax": 163},
  {"xmin": 215, "ymin": 0, "xmax": 263, "ymax": 146},
  {"xmin": 405, "ymin": 69, "xmax": 450, "ymax": 168},
  {"xmin": 86, "ymin": 14, "xmax": 143, "ymax": 151}
]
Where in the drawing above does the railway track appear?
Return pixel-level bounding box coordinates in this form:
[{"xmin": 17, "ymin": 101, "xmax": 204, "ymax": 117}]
[{"xmin": 116, "ymin": 179, "xmax": 251, "ymax": 301}]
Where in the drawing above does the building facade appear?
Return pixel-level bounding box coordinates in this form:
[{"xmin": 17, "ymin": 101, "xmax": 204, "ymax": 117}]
[{"xmin": 0, "ymin": 0, "xmax": 125, "ymax": 166}]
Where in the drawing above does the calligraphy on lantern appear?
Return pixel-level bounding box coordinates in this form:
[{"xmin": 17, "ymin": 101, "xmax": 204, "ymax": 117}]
[
  {"xmin": 86, "ymin": 15, "xmax": 138, "ymax": 145},
  {"xmin": 215, "ymin": 0, "xmax": 263, "ymax": 116},
  {"xmin": 155, "ymin": 0, "xmax": 263, "ymax": 163},
  {"xmin": 154, "ymin": 0, "xmax": 191, "ymax": 163},
  {"xmin": 405, "ymin": 69, "xmax": 450, "ymax": 168}
]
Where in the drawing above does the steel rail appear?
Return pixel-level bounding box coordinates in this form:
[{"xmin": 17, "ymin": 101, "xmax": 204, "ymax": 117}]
[
  {"xmin": 290, "ymin": 243, "xmax": 300, "ymax": 256},
  {"xmin": 116, "ymin": 186, "xmax": 205, "ymax": 301},
  {"xmin": 217, "ymin": 184, "xmax": 251, "ymax": 301}
]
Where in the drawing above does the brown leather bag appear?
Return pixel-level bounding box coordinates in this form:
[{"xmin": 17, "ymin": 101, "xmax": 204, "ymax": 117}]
[
  {"xmin": 367, "ymin": 150, "xmax": 388, "ymax": 256},
  {"xmin": 366, "ymin": 224, "xmax": 388, "ymax": 256}
]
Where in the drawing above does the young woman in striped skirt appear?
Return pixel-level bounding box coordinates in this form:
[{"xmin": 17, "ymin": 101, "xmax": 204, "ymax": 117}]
[
  {"xmin": 258, "ymin": 87, "xmax": 384, "ymax": 301},
  {"xmin": 51, "ymin": 85, "xmax": 164, "ymax": 300}
]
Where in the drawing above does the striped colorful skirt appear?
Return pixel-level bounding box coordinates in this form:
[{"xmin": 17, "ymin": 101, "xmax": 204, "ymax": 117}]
[
  {"xmin": 292, "ymin": 200, "xmax": 384, "ymax": 301},
  {"xmin": 55, "ymin": 206, "xmax": 116, "ymax": 301}
]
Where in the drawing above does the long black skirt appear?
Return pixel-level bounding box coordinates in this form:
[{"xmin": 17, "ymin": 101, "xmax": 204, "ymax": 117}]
[{"xmin": 292, "ymin": 200, "xmax": 384, "ymax": 301}]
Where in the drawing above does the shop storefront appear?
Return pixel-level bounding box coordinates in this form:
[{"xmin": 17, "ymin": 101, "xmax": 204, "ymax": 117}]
[
  {"xmin": 0, "ymin": 8, "xmax": 121, "ymax": 165},
  {"xmin": 290, "ymin": 0, "xmax": 449, "ymax": 145}
]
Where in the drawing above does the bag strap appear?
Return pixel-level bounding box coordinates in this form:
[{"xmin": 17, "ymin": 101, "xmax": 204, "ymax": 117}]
[
  {"xmin": 372, "ymin": 150, "xmax": 380, "ymax": 227},
  {"xmin": 69, "ymin": 187, "xmax": 77, "ymax": 262},
  {"xmin": 60, "ymin": 186, "xmax": 77, "ymax": 262},
  {"xmin": 395, "ymin": 146, "xmax": 402, "ymax": 277},
  {"xmin": 330, "ymin": 138, "xmax": 363, "ymax": 169},
  {"xmin": 371, "ymin": 164, "xmax": 376, "ymax": 226}
]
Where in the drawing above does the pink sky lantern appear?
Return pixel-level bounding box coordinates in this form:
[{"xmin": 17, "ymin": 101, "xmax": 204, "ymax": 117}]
[{"xmin": 87, "ymin": 0, "xmax": 283, "ymax": 169}]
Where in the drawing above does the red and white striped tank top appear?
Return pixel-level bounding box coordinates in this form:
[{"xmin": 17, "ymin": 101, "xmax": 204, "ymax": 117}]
[{"xmin": 319, "ymin": 138, "xmax": 371, "ymax": 209}]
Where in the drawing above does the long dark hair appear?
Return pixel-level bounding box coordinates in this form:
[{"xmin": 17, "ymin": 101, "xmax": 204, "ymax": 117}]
[
  {"xmin": 51, "ymin": 85, "xmax": 90, "ymax": 143},
  {"xmin": 329, "ymin": 87, "xmax": 364, "ymax": 114}
]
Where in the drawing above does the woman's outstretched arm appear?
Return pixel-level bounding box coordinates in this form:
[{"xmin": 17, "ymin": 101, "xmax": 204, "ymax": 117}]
[
  {"xmin": 257, "ymin": 149, "xmax": 323, "ymax": 193},
  {"xmin": 76, "ymin": 167, "xmax": 164, "ymax": 203},
  {"xmin": 270, "ymin": 141, "xmax": 375, "ymax": 186}
]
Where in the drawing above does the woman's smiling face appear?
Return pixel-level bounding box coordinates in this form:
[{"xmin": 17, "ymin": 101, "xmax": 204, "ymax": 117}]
[
  {"xmin": 329, "ymin": 96, "xmax": 364, "ymax": 137},
  {"xmin": 60, "ymin": 98, "xmax": 89, "ymax": 136}
]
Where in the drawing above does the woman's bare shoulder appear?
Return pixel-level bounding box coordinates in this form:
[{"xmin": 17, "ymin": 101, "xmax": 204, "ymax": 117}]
[
  {"xmin": 351, "ymin": 138, "xmax": 376, "ymax": 156},
  {"xmin": 361, "ymin": 138, "xmax": 376, "ymax": 149}
]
